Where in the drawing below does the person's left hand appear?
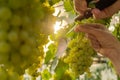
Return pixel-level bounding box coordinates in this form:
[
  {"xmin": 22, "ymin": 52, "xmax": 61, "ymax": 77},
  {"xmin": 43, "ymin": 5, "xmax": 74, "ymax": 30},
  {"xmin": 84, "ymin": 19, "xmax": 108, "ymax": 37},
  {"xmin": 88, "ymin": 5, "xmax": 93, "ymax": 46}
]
[
  {"xmin": 74, "ymin": 23, "xmax": 120, "ymax": 75},
  {"xmin": 74, "ymin": 23, "xmax": 120, "ymax": 58}
]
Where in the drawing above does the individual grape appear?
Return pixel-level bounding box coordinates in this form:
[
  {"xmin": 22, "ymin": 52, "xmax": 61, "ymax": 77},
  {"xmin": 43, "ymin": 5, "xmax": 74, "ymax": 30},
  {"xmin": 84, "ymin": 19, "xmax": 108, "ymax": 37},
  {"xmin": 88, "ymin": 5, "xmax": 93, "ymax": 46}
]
[
  {"xmin": 8, "ymin": 30, "xmax": 19, "ymax": 42},
  {"xmin": 0, "ymin": 7, "xmax": 12, "ymax": 21},
  {"xmin": 0, "ymin": 67, "xmax": 8, "ymax": 80},
  {"xmin": 0, "ymin": 41, "xmax": 11, "ymax": 54},
  {"xmin": 21, "ymin": 16, "xmax": 32, "ymax": 28},
  {"xmin": 8, "ymin": 0, "xmax": 28, "ymax": 9},
  {"xmin": 25, "ymin": 37, "xmax": 37, "ymax": 47},
  {"xmin": 0, "ymin": 30, "xmax": 8, "ymax": 41},
  {"xmin": 0, "ymin": 21, "xmax": 10, "ymax": 31},
  {"xmin": 19, "ymin": 30, "xmax": 29, "ymax": 41},
  {"xmin": 20, "ymin": 44, "xmax": 32, "ymax": 56},
  {"xmin": 30, "ymin": 5, "xmax": 45, "ymax": 20},
  {"xmin": 8, "ymin": 71, "xmax": 20, "ymax": 80},
  {"xmin": 0, "ymin": 54, "xmax": 9, "ymax": 64},
  {"xmin": 10, "ymin": 52, "xmax": 21, "ymax": 65},
  {"xmin": 10, "ymin": 15, "xmax": 22, "ymax": 27}
]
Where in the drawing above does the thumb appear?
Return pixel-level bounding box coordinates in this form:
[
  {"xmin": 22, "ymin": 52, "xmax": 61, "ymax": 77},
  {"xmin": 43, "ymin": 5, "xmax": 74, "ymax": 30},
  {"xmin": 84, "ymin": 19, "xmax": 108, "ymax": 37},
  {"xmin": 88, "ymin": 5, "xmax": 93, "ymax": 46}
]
[
  {"xmin": 74, "ymin": 23, "xmax": 109, "ymax": 40},
  {"xmin": 74, "ymin": 23, "xmax": 105, "ymax": 34}
]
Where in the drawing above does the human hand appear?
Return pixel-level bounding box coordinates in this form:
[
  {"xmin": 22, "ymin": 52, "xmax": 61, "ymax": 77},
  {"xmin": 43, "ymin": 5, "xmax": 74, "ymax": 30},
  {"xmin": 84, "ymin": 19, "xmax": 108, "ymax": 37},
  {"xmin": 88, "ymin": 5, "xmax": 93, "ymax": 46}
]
[
  {"xmin": 92, "ymin": 0, "xmax": 120, "ymax": 19},
  {"xmin": 74, "ymin": 23, "xmax": 120, "ymax": 75},
  {"xmin": 73, "ymin": 0, "xmax": 120, "ymax": 19},
  {"xmin": 74, "ymin": 23, "xmax": 120, "ymax": 58}
]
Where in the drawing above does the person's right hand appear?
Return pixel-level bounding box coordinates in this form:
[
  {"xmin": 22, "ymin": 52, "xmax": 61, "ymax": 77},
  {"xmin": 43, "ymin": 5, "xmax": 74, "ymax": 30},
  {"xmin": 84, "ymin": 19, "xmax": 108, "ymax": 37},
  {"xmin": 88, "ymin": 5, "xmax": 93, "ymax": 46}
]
[
  {"xmin": 92, "ymin": 0, "xmax": 120, "ymax": 19},
  {"xmin": 73, "ymin": 0, "xmax": 120, "ymax": 19}
]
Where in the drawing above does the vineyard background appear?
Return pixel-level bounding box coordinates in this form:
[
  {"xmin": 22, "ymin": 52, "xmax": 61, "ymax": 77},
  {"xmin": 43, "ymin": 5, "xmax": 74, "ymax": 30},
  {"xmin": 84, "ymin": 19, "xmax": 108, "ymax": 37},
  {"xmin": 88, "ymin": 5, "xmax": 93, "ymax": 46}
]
[{"xmin": 0, "ymin": 0, "xmax": 120, "ymax": 80}]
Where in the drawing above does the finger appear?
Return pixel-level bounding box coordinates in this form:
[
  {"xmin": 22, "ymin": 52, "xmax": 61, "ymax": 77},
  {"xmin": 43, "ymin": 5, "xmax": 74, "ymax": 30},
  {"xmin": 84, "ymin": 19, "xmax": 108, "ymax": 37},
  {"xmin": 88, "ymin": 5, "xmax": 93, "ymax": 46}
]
[
  {"xmin": 74, "ymin": 15, "xmax": 85, "ymax": 21},
  {"xmin": 73, "ymin": 0, "xmax": 87, "ymax": 14},
  {"xmin": 92, "ymin": 8, "xmax": 112, "ymax": 19},
  {"xmin": 84, "ymin": 23, "xmax": 108, "ymax": 30},
  {"xmin": 75, "ymin": 23, "xmax": 107, "ymax": 30},
  {"xmin": 87, "ymin": 34, "xmax": 101, "ymax": 52},
  {"xmin": 74, "ymin": 23, "xmax": 107, "ymax": 34},
  {"xmin": 92, "ymin": 0, "xmax": 120, "ymax": 19},
  {"xmin": 74, "ymin": 24, "xmax": 97, "ymax": 34},
  {"xmin": 74, "ymin": 23, "xmax": 110, "ymax": 40}
]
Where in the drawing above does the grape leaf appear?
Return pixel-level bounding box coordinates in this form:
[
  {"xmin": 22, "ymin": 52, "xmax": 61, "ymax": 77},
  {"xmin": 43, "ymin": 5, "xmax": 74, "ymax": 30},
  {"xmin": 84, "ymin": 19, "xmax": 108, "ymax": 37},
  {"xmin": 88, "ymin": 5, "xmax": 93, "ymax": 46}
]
[
  {"xmin": 64, "ymin": 0, "xmax": 73, "ymax": 12},
  {"xmin": 45, "ymin": 43, "xmax": 57, "ymax": 64},
  {"xmin": 54, "ymin": 59, "xmax": 69, "ymax": 80},
  {"xmin": 49, "ymin": 0, "xmax": 61, "ymax": 6}
]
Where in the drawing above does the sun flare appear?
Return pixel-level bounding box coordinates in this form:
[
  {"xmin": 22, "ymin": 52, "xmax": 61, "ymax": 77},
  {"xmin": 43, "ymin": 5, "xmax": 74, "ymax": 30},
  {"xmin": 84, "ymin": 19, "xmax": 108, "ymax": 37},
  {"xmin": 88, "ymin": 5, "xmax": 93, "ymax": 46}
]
[{"xmin": 54, "ymin": 21, "xmax": 62, "ymax": 34}]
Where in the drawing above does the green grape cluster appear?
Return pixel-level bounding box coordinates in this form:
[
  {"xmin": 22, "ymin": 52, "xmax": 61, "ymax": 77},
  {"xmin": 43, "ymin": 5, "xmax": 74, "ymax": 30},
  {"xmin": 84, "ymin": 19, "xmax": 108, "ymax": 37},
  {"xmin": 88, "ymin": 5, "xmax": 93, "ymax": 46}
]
[
  {"xmin": 0, "ymin": 0, "xmax": 56, "ymax": 77},
  {"xmin": 64, "ymin": 33, "xmax": 96, "ymax": 77},
  {"xmin": 63, "ymin": 15, "xmax": 110, "ymax": 77},
  {"xmin": 0, "ymin": 67, "xmax": 23, "ymax": 80}
]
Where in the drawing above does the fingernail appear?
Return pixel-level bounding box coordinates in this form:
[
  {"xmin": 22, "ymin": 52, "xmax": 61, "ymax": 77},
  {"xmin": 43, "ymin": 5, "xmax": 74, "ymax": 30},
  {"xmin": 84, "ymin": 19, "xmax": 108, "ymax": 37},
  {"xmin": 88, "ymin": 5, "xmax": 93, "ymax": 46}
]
[
  {"xmin": 92, "ymin": 9, "xmax": 100, "ymax": 15},
  {"xmin": 74, "ymin": 27, "xmax": 79, "ymax": 32},
  {"xmin": 92, "ymin": 9, "xmax": 101, "ymax": 19},
  {"xmin": 74, "ymin": 25, "xmax": 83, "ymax": 32}
]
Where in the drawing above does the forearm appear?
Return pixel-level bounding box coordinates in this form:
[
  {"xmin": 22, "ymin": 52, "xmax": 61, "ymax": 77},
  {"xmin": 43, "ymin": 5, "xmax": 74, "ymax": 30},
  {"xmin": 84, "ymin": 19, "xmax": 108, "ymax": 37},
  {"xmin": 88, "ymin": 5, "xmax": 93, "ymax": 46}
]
[
  {"xmin": 104, "ymin": 0, "xmax": 120, "ymax": 16},
  {"xmin": 109, "ymin": 0, "xmax": 120, "ymax": 13}
]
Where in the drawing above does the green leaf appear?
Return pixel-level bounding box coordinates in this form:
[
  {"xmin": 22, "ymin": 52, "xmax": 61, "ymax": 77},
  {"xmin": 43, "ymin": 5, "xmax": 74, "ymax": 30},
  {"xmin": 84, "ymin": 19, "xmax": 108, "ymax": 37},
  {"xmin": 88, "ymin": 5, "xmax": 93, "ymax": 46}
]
[
  {"xmin": 54, "ymin": 59, "xmax": 69, "ymax": 80},
  {"xmin": 45, "ymin": 43, "xmax": 57, "ymax": 64},
  {"xmin": 64, "ymin": 0, "xmax": 74, "ymax": 12},
  {"xmin": 49, "ymin": 0, "xmax": 61, "ymax": 6},
  {"xmin": 117, "ymin": 75, "xmax": 120, "ymax": 80},
  {"xmin": 40, "ymin": 0, "xmax": 46, "ymax": 3}
]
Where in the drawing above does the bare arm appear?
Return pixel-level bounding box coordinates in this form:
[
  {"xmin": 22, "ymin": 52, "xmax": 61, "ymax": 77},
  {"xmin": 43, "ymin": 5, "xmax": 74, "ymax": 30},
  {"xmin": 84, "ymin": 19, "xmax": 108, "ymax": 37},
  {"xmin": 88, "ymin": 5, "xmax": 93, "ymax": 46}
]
[
  {"xmin": 92, "ymin": 0, "xmax": 120, "ymax": 19},
  {"xmin": 74, "ymin": 23, "xmax": 120, "ymax": 76},
  {"xmin": 73, "ymin": 0, "xmax": 120, "ymax": 19}
]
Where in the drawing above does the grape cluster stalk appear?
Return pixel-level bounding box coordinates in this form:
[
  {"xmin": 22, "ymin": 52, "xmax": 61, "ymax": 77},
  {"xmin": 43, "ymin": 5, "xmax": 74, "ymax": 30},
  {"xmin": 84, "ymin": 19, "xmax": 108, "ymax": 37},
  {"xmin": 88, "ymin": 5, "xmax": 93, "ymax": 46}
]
[{"xmin": 0, "ymin": 0, "xmax": 56, "ymax": 79}]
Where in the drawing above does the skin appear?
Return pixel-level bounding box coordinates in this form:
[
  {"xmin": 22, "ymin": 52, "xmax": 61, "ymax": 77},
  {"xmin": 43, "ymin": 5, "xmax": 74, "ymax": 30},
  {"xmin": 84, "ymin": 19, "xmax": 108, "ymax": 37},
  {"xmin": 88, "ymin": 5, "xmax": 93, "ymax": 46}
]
[
  {"xmin": 73, "ymin": 0, "xmax": 120, "ymax": 76},
  {"xmin": 73, "ymin": 0, "xmax": 87, "ymax": 16},
  {"xmin": 74, "ymin": 23, "xmax": 120, "ymax": 76},
  {"xmin": 73, "ymin": 0, "xmax": 120, "ymax": 19}
]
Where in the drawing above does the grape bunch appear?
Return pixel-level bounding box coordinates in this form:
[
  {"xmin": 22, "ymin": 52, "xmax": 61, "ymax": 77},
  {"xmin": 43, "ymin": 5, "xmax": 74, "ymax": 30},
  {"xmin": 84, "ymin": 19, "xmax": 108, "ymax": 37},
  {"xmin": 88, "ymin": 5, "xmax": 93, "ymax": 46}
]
[
  {"xmin": 0, "ymin": 66, "xmax": 22, "ymax": 80},
  {"xmin": 64, "ymin": 33, "xmax": 96, "ymax": 77},
  {"xmin": 0, "ymin": 0, "xmax": 56, "ymax": 78}
]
